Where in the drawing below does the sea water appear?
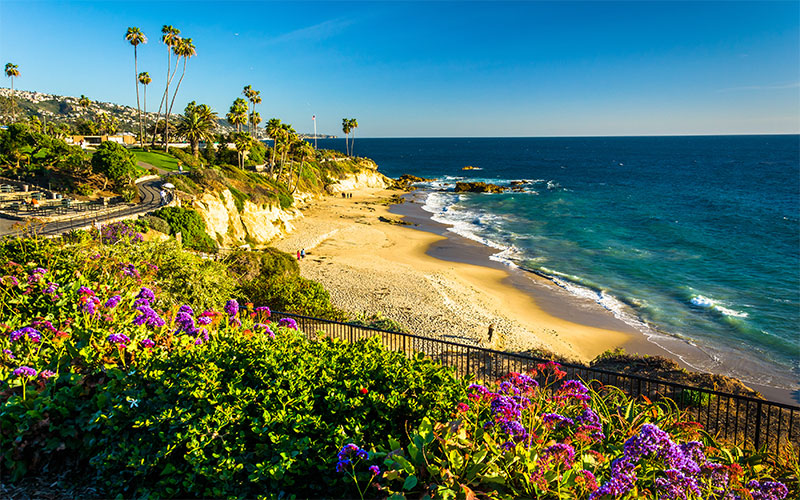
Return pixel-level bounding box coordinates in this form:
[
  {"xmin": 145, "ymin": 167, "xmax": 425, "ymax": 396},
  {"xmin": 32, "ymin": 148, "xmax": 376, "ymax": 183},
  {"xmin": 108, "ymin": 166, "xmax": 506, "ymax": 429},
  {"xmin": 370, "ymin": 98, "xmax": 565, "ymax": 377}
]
[{"xmin": 315, "ymin": 136, "xmax": 800, "ymax": 390}]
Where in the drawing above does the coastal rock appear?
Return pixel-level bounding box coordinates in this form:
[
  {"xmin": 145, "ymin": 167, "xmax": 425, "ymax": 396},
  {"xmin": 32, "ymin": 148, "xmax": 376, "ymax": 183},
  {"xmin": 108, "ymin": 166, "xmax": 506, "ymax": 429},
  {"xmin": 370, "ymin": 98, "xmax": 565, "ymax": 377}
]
[
  {"xmin": 393, "ymin": 174, "xmax": 432, "ymax": 190},
  {"xmin": 378, "ymin": 215, "xmax": 412, "ymax": 226},
  {"xmin": 454, "ymin": 181, "xmax": 506, "ymax": 194},
  {"xmin": 325, "ymin": 170, "xmax": 391, "ymax": 195}
]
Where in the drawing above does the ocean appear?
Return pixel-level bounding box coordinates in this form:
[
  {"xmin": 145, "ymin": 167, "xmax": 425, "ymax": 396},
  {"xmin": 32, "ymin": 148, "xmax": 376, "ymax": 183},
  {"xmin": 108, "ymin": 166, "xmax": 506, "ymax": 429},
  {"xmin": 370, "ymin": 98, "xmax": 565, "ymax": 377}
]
[{"xmin": 315, "ymin": 136, "xmax": 800, "ymax": 391}]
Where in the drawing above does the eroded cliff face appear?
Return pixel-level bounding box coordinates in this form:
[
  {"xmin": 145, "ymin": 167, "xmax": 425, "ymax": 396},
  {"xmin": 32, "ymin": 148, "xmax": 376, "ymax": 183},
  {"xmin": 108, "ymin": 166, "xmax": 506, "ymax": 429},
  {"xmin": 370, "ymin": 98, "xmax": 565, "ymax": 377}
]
[{"xmin": 189, "ymin": 169, "xmax": 391, "ymax": 247}]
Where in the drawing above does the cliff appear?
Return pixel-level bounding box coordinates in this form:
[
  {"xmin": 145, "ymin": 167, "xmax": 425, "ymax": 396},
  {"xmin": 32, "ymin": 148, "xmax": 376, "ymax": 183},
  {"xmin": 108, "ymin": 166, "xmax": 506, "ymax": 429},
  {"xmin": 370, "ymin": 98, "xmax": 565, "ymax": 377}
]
[{"xmin": 188, "ymin": 168, "xmax": 391, "ymax": 248}]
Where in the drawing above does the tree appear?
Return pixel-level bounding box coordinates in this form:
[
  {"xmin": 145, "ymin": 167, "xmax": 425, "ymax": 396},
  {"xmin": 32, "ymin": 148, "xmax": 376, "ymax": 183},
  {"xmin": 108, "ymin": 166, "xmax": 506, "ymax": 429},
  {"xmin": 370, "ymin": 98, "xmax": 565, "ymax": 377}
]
[
  {"xmin": 287, "ymin": 137, "xmax": 314, "ymax": 194},
  {"xmin": 265, "ymin": 118, "xmax": 282, "ymax": 170},
  {"xmin": 138, "ymin": 72, "xmax": 152, "ymax": 143},
  {"xmin": 243, "ymin": 85, "xmax": 261, "ymax": 137},
  {"xmin": 90, "ymin": 141, "xmax": 137, "ymax": 191},
  {"xmin": 348, "ymin": 118, "xmax": 359, "ymax": 157},
  {"xmin": 341, "ymin": 118, "xmax": 352, "ymax": 155},
  {"xmin": 166, "ymin": 37, "xmax": 196, "ymax": 151},
  {"xmin": 4, "ymin": 63, "xmax": 20, "ymax": 121},
  {"xmin": 177, "ymin": 101, "xmax": 218, "ymax": 158},
  {"xmin": 226, "ymin": 98, "xmax": 248, "ymax": 133},
  {"xmin": 78, "ymin": 94, "xmax": 91, "ymax": 110},
  {"xmin": 251, "ymin": 111, "xmax": 261, "ymax": 133},
  {"xmin": 232, "ymin": 132, "xmax": 251, "ymax": 169},
  {"xmin": 152, "ymin": 25, "xmax": 181, "ymax": 147},
  {"xmin": 125, "ymin": 27, "xmax": 147, "ymax": 145}
]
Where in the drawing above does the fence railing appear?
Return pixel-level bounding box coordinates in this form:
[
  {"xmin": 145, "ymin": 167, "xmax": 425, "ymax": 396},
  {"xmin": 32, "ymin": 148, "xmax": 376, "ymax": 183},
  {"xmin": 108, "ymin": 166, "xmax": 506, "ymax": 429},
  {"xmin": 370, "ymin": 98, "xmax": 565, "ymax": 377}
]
[{"xmin": 271, "ymin": 311, "xmax": 800, "ymax": 460}]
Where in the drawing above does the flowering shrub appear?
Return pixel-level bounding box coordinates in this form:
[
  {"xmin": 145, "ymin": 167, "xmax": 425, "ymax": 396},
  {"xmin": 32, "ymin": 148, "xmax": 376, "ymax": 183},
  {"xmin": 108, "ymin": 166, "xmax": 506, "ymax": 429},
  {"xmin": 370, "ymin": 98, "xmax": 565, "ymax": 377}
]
[
  {"xmin": 368, "ymin": 366, "xmax": 793, "ymax": 500},
  {"xmin": 96, "ymin": 220, "xmax": 144, "ymax": 245}
]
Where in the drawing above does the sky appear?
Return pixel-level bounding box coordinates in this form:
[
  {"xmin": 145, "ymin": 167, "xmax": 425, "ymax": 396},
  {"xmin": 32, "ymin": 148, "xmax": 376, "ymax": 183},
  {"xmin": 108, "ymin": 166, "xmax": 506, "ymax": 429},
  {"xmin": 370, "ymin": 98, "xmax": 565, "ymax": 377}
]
[{"xmin": 0, "ymin": 0, "xmax": 798, "ymax": 137}]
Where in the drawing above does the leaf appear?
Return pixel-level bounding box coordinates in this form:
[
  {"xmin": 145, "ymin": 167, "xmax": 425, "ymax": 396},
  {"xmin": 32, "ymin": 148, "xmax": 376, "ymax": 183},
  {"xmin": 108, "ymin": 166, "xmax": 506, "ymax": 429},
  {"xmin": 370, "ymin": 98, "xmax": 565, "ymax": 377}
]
[
  {"xmin": 461, "ymin": 484, "xmax": 478, "ymax": 500},
  {"xmin": 393, "ymin": 455, "xmax": 416, "ymax": 475},
  {"xmin": 403, "ymin": 474, "xmax": 418, "ymax": 491}
]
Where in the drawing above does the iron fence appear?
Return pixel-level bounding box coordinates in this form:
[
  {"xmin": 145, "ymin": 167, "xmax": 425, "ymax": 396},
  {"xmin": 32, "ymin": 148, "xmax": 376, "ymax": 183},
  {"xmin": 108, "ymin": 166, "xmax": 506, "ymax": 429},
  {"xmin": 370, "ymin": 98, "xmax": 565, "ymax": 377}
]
[{"xmin": 272, "ymin": 311, "xmax": 800, "ymax": 460}]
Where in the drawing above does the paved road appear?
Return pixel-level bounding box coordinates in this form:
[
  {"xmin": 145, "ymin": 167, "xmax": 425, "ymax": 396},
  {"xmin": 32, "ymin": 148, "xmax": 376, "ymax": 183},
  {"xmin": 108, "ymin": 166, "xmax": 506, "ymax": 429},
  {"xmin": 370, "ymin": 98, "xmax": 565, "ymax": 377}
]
[{"xmin": 0, "ymin": 178, "xmax": 170, "ymax": 239}]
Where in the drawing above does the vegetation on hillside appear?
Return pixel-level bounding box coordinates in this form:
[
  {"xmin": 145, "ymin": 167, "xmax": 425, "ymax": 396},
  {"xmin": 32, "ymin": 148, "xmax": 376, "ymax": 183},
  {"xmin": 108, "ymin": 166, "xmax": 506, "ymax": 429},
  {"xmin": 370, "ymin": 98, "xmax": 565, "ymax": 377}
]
[{"xmin": 0, "ymin": 231, "xmax": 795, "ymax": 499}]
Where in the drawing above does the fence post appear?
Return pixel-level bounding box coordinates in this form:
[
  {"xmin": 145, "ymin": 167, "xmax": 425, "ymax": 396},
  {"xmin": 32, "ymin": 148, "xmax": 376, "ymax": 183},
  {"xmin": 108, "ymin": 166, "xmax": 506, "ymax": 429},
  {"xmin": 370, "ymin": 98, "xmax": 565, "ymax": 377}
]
[
  {"xmin": 754, "ymin": 401, "xmax": 763, "ymax": 450},
  {"xmin": 466, "ymin": 347, "xmax": 471, "ymax": 377}
]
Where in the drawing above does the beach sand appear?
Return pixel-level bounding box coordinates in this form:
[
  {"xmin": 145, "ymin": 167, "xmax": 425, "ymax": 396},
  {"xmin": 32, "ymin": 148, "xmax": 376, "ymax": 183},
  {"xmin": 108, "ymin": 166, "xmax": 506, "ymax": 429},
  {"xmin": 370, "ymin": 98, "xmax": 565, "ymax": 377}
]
[{"xmin": 274, "ymin": 186, "xmax": 640, "ymax": 362}]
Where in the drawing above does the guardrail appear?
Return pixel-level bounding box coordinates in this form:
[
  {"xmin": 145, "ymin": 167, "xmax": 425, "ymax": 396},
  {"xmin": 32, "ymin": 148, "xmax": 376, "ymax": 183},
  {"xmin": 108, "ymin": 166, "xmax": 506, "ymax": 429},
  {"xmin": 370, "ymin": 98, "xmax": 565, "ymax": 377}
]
[{"xmin": 271, "ymin": 311, "xmax": 799, "ymax": 460}]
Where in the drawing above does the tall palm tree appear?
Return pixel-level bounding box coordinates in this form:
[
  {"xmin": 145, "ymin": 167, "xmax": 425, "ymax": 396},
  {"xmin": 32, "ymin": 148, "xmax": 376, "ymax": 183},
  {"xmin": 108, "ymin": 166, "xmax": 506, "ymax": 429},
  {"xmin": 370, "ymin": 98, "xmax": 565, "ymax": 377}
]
[
  {"xmin": 125, "ymin": 27, "xmax": 147, "ymax": 145},
  {"xmin": 166, "ymin": 37, "xmax": 196, "ymax": 151},
  {"xmin": 265, "ymin": 118, "xmax": 282, "ymax": 170},
  {"xmin": 251, "ymin": 111, "xmax": 261, "ymax": 133},
  {"xmin": 232, "ymin": 132, "xmax": 251, "ymax": 169},
  {"xmin": 341, "ymin": 118, "xmax": 352, "ymax": 156},
  {"xmin": 138, "ymin": 72, "xmax": 151, "ymax": 143},
  {"xmin": 287, "ymin": 137, "xmax": 314, "ymax": 194},
  {"xmin": 226, "ymin": 98, "xmax": 248, "ymax": 133},
  {"xmin": 78, "ymin": 94, "xmax": 91, "ymax": 110},
  {"xmin": 4, "ymin": 63, "xmax": 20, "ymax": 120},
  {"xmin": 177, "ymin": 101, "xmax": 218, "ymax": 158},
  {"xmin": 153, "ymin": 25, "xmax": 181, "ymax": 147},
  {"xmin": 348, "ymin": 118, "xmax": 359, "ymax": 157},
  {"xmin": 243, "ymin": 85, "xmax": 262, "ymax": 138}
]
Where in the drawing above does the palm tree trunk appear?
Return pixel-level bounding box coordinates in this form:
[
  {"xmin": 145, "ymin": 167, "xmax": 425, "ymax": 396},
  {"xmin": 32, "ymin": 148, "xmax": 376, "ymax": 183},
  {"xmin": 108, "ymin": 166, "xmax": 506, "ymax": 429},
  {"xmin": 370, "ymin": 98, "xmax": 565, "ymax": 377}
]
[
  {"xmin": 164, "ymin": 56, "xmax": 182, "ymax": 152},
  {"xmin": 192, "ymin": 139, "xmax": 199, "ymax": 158},
  {"xmin": 135, "ymin": 46, "xmax": 143, "ymax": 146},
  {"xmin": 142, "ymin": 86, "xmax": 148, "ymax": 145},
  {"xmin": 167, "ymin": 57, "xmax": 187, "ymax": 131},
  {"xmin": 152, "ymin": 48, "xmax": 172, "ymax": 147}
]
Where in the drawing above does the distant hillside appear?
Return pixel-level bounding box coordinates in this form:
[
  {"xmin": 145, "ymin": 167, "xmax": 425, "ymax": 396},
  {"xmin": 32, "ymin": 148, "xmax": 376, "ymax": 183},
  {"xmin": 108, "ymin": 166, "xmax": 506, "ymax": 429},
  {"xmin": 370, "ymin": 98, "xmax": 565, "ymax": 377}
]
[{"xmin": 0, "ymin": 88, "xmax": 338, "ymax": 139}]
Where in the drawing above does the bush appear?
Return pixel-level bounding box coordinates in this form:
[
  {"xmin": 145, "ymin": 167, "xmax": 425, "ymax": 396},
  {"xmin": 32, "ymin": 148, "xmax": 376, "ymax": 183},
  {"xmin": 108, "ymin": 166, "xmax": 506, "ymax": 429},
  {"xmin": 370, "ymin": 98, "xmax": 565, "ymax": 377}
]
[
  {"xmin": 90, "ymin": 141, "xmax": 137, "ymax": 189},
  {"xmin": 223, "ymin": 247, "xmax": 299, "ymax": 284},
  {"xmin": 239, "ymin": 274, "xmax": 344, "ymax": 320},
  {"xmin": 141, "ymin": 214, "xmax": 171, "ymax": 234},
  {"xmin": 150, "ymin": 206, "xmax": 217, "ymax": 253}
]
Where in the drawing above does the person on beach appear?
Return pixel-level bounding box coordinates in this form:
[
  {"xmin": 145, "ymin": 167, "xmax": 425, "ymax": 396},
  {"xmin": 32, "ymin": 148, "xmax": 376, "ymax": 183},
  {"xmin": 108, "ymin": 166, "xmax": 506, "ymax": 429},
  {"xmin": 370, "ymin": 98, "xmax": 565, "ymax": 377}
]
[
  {"xmin": 297, "ymin": 250, "xmax": 301, "ymax": 260},
  {"xmin": 301, "ymin": 249, "xmax": 306, "ymax": 259},
  {"xmin": 487, "ymin": 323, "xmax": 495, "ymax": 343}
]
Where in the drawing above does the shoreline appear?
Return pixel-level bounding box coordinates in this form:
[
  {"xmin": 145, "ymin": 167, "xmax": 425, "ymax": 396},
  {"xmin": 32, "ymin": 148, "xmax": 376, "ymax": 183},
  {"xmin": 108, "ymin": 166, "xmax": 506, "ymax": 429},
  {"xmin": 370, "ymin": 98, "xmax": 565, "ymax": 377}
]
[{"xmin": 273, "ymin": 185, "xmax": 798, "ymax": 405}]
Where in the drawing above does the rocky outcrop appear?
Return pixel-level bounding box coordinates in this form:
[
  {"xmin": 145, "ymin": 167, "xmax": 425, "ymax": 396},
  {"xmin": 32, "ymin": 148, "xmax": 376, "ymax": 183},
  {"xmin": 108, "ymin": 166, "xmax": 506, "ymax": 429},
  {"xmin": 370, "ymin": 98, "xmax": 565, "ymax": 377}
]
[
  {"xmin": 454, "ymin": 181, "xmax": 506, "ymax": 194},
  {"xmin": 393, "ymin": 174, "xmax": 432, "ymax": 190},
  {"xmin": 189, "ymin": 169, "xmax": 390, "ymax": 248},
  {"xmin": 325, "ymin": 169, "xmax": 392, "ymax": 195}
]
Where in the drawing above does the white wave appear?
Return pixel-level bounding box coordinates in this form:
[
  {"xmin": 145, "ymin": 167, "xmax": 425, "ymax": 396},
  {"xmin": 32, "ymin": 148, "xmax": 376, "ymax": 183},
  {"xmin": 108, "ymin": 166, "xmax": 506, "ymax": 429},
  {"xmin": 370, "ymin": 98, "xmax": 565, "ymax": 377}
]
[{"xmin": 690, "ymin": 295, "xmax": 749, "ymax": 318}]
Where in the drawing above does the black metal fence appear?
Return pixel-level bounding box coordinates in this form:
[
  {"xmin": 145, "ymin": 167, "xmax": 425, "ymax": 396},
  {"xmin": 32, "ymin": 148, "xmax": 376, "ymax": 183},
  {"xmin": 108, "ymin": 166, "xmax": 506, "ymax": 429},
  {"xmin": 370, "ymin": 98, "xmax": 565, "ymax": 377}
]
[{"xmin": 272, "ymin": 311, "xmax": 800, "ymax": 460}]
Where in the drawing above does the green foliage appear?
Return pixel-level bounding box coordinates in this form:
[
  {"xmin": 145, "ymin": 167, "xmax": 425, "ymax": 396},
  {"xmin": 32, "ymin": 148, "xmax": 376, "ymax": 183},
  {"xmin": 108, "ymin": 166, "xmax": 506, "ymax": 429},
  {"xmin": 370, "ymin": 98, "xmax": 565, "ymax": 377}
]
[
  {"xmin": 278, "ymin": 191, "xmax": 293, "ymax": 209},
  {"xmin": 141, "ymin": 214, "xmax": 171, "ymax": 234},
  {"xmin": 228, "ymin": 185, "xmax": 249, "ymax": 212},
  {"xmin": 91, "ymin": 141, "xmax": 137, "ymax": 188},
  {"xmin": 239, "ymin": 274, "xmax": 345, "ymax": 320},
  {"xmin": 131, "ymin": 148, "xmax": 178, "ymax": 171},
  {"xmin": 350, "ymin": 312, "xmax": 408, "ymax": 333},
  {"xmin": 223, "ymin": 248, "xmax": 299, "ymax": 284},
  {"xmin": 171, "ymin": 147, "xmax": 204, "ymax": 169},
  {"xmin": 150, "ymin": 206, "xmax": 217, "ymax": 253}
]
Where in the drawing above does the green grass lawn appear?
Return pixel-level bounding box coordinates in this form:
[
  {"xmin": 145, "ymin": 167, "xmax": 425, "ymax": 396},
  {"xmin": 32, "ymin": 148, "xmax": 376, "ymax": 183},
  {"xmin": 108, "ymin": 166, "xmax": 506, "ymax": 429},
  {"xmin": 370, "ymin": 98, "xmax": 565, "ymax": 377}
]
[{"xmin": 131, "ymin": 149, "xmax": 180, "ymax": 172}]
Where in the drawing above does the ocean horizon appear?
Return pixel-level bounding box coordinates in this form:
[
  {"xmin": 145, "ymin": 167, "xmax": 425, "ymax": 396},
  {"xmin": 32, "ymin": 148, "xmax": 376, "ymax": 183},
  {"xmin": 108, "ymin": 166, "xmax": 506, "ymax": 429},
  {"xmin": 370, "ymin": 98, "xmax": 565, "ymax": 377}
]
[{"xmin": 314, "ymin": 135, "xmax": 800, "ymax": 392}]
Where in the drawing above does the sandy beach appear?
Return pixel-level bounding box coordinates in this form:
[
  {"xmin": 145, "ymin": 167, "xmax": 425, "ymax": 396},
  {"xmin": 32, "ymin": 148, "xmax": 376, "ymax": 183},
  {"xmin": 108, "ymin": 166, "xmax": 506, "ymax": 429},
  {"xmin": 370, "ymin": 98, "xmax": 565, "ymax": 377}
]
[{"xmin": 274, "ymin": 186, "xmax": 644, "ymax": 363}]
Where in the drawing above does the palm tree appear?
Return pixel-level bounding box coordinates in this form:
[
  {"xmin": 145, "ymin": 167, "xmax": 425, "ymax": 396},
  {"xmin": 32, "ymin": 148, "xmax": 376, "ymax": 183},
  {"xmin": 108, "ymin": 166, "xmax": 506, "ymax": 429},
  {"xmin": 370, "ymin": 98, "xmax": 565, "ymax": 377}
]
[
  {"xmin": 153, "ymin": 25, "xmax": 181, "ymax": 147},
  {"xmin": 287, "ymin": 137, "xmax": 314, "ymax": 193},
  {"xmin": 265, "ymin": 117, "xmax": 282, "ymax": 170},
  {"xmin": 232, "ymin": 132, "xmax": 251, "ymax": 169},
  {"xmin": 78, "ymin": 94, "xmax": 91, "ymax": 112},
  {"xmin": 243, "ymin": 85, "xmax": 262, "ymax": 138},
  {"xmin": 4, "ymin": 63, "xmax": 20, "ymax": 120},
  {"xmin": 125, "ymin": 27, "xmax": 147, "ymax": 145},
  {"xmin": 348, "ymin": 118, "xmax": 359, "ymax": 157},
  {"xmin": 342, "ymin": 118, "xmax": 352, "ymax": 155},
  {"xmin": 4, "ymin": 63, "xmax": 20, "ymax": 90},
  {"xmin": 251, "ymin": 111, "xmax": 262, "ymax": 133},
  {"xmin": 138, "ymin": 72, "xmax": 151, "ymax": 143},
  {"xmin": 166, "ymin": 37, "xmax": 196, "ymax": 151},
  {"xmin": 177, "ymin": 101, "xmax": 218, "ymax": 158},
  {"xmin": 226, "ymin": 98, "xmax": 248, "ymax": 133}
]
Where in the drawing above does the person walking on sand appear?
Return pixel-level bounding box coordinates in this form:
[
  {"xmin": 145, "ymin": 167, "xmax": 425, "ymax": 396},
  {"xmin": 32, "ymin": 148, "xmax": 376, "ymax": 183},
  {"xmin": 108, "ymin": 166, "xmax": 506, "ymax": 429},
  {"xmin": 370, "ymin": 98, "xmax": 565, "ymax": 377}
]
[
  {"xmin": 300, "ymin": 249, "xmax": 306, "ymax": 259},
  {"xmin": 487, "ymin": 323, "xmax": 495, "ymax": 343},
  {"xmin": 297, "ymin": 250, "xmax": 301, "ymax": 260}
]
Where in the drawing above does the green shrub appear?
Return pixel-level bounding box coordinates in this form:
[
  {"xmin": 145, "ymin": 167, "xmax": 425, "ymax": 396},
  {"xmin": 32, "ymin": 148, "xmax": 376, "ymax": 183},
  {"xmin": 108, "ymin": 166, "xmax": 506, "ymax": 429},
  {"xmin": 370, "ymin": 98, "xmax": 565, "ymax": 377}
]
[
  {"xmin": 141, "ymin": 214, "xmax": 171, "ymax": 234},
  {"xmin": 223, "ymin": 247, "xmax": 299, "ymax": 284},
  {"xmin": 150, "ymin": 206, "xmax": 217, "ymax": 253},
  {"xmin": 90, "ymin": 141, "xmax": 137, "ymax": 189},
  {"xmin": 278, "ymin": 191, "xmax": 293, "ymax": 209},
  {"xmin": 239, "ymin": 274, "xmax": 344, "ymax": 319}
]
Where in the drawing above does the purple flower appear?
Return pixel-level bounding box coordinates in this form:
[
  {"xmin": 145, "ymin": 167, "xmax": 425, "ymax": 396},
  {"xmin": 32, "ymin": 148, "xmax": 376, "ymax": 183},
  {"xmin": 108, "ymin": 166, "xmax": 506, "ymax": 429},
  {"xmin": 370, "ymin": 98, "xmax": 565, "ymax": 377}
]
[
  {"xmin": 336, "ymin": 443, "xmax": 369, "ymax": 473},
  {"xmin": 104, "ymin": 295, "xmax": 122, "ymax": 309},
  {"xmin": 82, "ymin": 296, "xmax": 101, "ymax": 315},
  {"xmin": 555, "ymin": 379, "xmax": 591, "ymax": 401},
  {"xmin": 39, "ymin": 370, "xmax": 56, "ymax": 380},
  {"xmin": 9, "ymin": 327, "xmax": 41, "ymax": 343},
  {"xmin": 43, "ymin": 282, "xmax": 59, "ymax": 295},
  {"xmin": 590, "ymin": 458, "xmax": 637, "ymax": 500},
  {"xmin": 28, "ymin": 267, "xmax": 47, "ymax": 284},
  {"xmin": 136, "ymin": 287, "xmax": 155, "ymax": 302},
  {"xmin": 122, "ymin": 263, "xmax": 140, "ymax": 278},
  {"xmin": 13, "ymin": 366, "xmax": 37, "ymax": 378},
  {"xmin": 133, "ymin": 298, "xmax": 151, "ymax": 308},
  {"xmin": 107, "ymin": 333, "xmax": 131, "ymax": 346},
  {"xmin": 368, "ymin": 465, "xmax": 381, "ymax": 476},
  {"xmin": 623, "ymin": 423, "xmax": 671, "ymax": 461},
  {"xmin": 746, "ymin": 480, "xmax": 789, "ymax": 500},
  {"xmin": 654, "ymin": 468, "xmax": 701, "ymax": 500},
  {"xmin": 543, "ymin": 443, "xmax": 575, "ymax": 467},
  {"xmin": 174, "ymin": 311, "xmax": 198, "ymax": 335},
  {"xmin": 255, "ymin": 306, "xmax": 271, "ymax": 317},
  {"xmin": 278, "ymin": 317, "xmax": 298, "ymax": 330},
  {"xmin": 140, "ymin": 338, "xmax": 155, "ymax": 348},
  {"xmin": 224, "ymin": 299, "xmax": 239, "ymax": 317},
  {"xmin": 335, "ymin": 459, "xmax": 351, "ymax": 473},
  {"xmin": 3, "ymin": 275, "xmax": 20, "ymax": 287},
  {"xmin": 133, "ymin": 305, "xmax": 165, "ymax": 328},
  {"xmin": 78, "ymin": 286, "xmax": 95, "ymax": 295},
  {"xmin": 2, "ymin": 349, "xmax": 15, "ymax": 359},
  {"xmin": 254, "ymin": 323, "xmax": 275, "ymax": 338},
  {"xmin": 178, "ymin": 304, "xmax": 194, "ymax": 316},
  {"xmin": 197, "ymin": 316, "xmax": 212, "ymax": 325},
  {"xmin": 542, "ymin": 412, "xmax": 575, "ymax": 428}
]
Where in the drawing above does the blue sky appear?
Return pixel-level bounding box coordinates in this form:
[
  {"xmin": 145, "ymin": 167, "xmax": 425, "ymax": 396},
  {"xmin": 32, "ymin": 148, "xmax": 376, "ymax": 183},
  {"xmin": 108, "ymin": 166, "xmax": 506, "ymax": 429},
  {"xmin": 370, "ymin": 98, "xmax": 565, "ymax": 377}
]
[{"xmin": 1, "ymin": 1, "xmax": 798, "ymax": 137}]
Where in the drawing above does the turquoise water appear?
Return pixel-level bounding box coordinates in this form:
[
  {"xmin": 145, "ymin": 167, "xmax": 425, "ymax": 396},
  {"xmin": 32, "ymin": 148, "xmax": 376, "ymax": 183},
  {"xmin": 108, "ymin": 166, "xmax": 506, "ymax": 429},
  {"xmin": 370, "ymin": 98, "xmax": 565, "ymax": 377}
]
[{"xmin": 317, "ymin": 137, "xmax": 799, "ymax": 389}]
